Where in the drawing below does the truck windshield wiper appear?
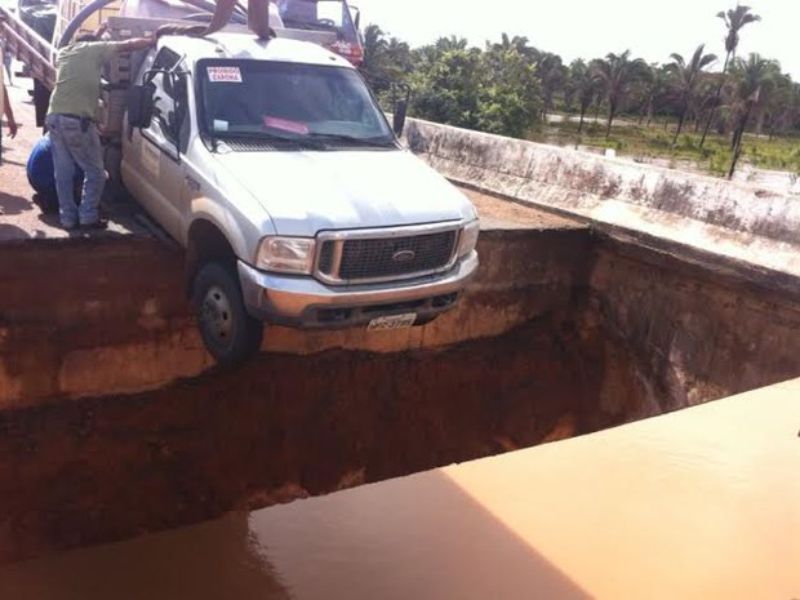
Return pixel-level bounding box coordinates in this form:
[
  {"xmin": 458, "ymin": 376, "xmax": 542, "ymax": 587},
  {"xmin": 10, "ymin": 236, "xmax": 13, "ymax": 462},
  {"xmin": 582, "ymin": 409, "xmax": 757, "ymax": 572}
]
[
  {"xmin": 212, "ymin": 130, "xmax": 394, "ymax": 151},
  {"xmin": 282, "ymin": 18, "xmax": 333, "ymax": 32},
  {"xmin": 305, "ymin": 133, "xmax": 396, "ymax": 148},
  {"xmin": 215, "ymin": 130, "xmax": 324, "ymax": 149}
]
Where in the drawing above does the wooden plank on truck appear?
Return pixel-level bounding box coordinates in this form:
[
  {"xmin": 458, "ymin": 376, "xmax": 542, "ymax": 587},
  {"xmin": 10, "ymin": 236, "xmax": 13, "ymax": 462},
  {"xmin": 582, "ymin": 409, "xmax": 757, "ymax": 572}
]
[{"xmin": 0, "ymin": 6, "xmax": 57, "ymax": 89}]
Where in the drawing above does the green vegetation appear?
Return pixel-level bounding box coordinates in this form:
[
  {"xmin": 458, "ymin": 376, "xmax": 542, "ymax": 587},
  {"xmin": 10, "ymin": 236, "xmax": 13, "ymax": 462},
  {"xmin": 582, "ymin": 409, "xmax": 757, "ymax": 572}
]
[
  {"xmin": 535, "ymin": 119, "xmax": 800, "ymax": 177},
  {"xmin": 362, "ymin": 4, "xmax": 800, "ymax": 178},
  {"xmin": 666, "ymin": 45, "xmax": 718, "ymax": 144},
  {"xmin": 365, "ymin": 33, "xmax": 541, "ymax": 138}
]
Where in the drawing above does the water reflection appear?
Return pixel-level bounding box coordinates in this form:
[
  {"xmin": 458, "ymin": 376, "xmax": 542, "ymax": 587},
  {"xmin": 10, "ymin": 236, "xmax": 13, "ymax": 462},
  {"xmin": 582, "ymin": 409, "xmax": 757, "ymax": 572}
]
[
  {"xmin": 0, "ymin": 471, "xmax": 589, "ymax": 600},
  {"xmin": 247, "ymin": 472, "xmax": 590, "ymax": 600},
  {"xmin": 3, "ymin": 381, "xmax": 796, "ymax": 598},
  {"xmin": 0, "ymin": 514, "xmax": 292, "ymax": 600}
]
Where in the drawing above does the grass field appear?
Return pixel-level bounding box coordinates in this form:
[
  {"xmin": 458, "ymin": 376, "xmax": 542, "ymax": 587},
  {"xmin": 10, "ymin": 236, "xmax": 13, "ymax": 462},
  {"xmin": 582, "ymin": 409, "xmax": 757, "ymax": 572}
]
[{"xmin": 532, "ymin": 117, "xmax": 800, "ymax": 178}]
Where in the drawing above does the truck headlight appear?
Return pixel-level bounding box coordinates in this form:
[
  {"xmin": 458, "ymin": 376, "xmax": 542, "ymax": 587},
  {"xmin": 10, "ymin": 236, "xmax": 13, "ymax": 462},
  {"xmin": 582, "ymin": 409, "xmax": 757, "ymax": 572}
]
[
  {"xmin": 457, "ymin": 220, "xmax": 480, "ymax": 258},
  {"xmin": 257, "ymin": 236, "xmax": 316, "ymax": 274}
]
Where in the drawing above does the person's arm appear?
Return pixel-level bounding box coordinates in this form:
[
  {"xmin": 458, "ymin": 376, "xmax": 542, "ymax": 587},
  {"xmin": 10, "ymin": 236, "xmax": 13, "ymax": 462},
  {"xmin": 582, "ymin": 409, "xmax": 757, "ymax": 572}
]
[
  {"xmin": 204, "ymin": 0, "xmax": 237, "ymax": 35},
  {"xmin": 112, "ymin": 35, "xmax": 157, "ymax": 53},
  {"xmin": 151, "ymin": 24, "xmax": 207, "ymax": 39},
  {"xmin": 204, "ymin": 0, "xmax": 275, "ymax": 40},
  {"xmin": 2, "ymin": 87, "xmax": 17, "ymax": 138},
  {"xmin": 106, "ymin": 23, "xmax": 207, "ymax": 54}
]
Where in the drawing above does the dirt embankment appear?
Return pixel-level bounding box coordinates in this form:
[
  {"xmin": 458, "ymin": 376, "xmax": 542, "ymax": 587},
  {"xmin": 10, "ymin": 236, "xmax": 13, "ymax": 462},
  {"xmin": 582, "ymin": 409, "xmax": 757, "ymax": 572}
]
[
  {"xmin": 0, "ymin": 307, "xmax": 650, "ymax": 565},
  {"xmin": 3, "ymin": 188, "xmax": 800, "ymax": 565}
]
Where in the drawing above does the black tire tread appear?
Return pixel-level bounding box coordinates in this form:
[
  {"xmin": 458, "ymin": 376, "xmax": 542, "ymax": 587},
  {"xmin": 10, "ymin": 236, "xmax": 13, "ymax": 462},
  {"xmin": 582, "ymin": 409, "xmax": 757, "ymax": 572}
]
[{"xmin": 192, "ymin": 261, "xmax": 264, "ymax": 366}]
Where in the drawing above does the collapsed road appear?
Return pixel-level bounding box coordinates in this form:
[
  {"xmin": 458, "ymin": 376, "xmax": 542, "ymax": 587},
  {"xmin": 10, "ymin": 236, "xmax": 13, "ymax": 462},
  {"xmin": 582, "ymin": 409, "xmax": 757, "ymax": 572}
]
[
  {"xmin": 1, "ymin": 82, "xmax": 800, "ymax": 565},
  {"xmin": 1, "ymin": 379, "xmax": 797, "ymax": 599}
]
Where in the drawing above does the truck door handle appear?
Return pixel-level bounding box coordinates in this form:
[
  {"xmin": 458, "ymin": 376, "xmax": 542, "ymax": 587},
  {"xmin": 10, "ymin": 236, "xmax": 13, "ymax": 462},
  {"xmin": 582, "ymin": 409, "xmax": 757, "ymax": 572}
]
[{"xmin": 185, "ymin": 176, "xmax": 201, "ymax": 192}]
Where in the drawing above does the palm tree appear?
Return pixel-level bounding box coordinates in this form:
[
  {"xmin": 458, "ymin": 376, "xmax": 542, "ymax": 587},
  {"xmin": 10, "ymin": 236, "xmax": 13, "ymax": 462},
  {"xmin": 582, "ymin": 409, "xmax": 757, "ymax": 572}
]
[
  {"xmin": 385, "ymin": 37, "xmax": 413, "ymax": 78},
  {"xmin": 435, "ymin": 36, "xmax": 470, "ymax": 52},
  {"xmin": 634, "ymin": 64, "xmax": 671, "ymax": 127},
  {"xmin": 361, "ymin": 24, "xmax": 388, "ymax": 85},
  {"xmin": 413, "ymin": 36, "xmax": 469, "ymax": 68},
  {"xmin": 362, "ymin": 24, "xmax": 387, "ymax": 67},
  {"xmin": 567, "ymin": 59, "xmax": 600, "ymax": 133},
  {"xmin": 727, "ymin": 53, "xmax": 776, "ymax": 177},
  {"xmin": 538, "ymin": 53, "xmax": 567, "ymax": 122},
  {"xmin": 700, "ymin": 4, "xmax": 761, "ymax": 147},
  {"xmin": 667, "ymin": 44, "xmax": 717, "ymax": 144},
  {"xmin": 719, "ymin": 4, "xmax": 762, "ymax": 62},
  {"xmin": 361, "ymin": 25, "xmax": 413, "ymax": 93},
  {"xmin": 491, "ymin": 33, "xmax": 539, "ymax": 61},
  {"xmin": 765, "ymin": 77, "xmax": 799, "ymax": 139},
  {"xmin": 591, "ymin": 51, "xmax": 649, "ymax": 138},
  {"xmin": 752, "ymin": 69, "xmax": 789, "ymax": 136}
]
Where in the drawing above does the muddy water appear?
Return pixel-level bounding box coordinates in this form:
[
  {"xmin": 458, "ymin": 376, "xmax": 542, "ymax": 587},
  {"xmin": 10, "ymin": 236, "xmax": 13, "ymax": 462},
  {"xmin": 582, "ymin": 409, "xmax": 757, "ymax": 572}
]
[{"xmin": 0, "ymin": 379, "xmax": 797, "ymax": 599}]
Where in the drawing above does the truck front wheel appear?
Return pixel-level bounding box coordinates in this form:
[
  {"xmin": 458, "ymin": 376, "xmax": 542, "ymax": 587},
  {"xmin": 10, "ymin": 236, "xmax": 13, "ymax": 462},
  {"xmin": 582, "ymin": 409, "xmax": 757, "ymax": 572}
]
[{"xmin": 192, "ymin": 262, "xmax": 264, "ymax": 366}]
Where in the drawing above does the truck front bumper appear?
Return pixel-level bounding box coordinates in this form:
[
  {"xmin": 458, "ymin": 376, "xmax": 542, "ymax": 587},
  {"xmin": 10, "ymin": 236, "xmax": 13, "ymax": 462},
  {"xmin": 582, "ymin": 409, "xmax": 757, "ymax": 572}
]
[{"xmin": 238, "ymin": 251, "xmax": 479, "ymax": 329}]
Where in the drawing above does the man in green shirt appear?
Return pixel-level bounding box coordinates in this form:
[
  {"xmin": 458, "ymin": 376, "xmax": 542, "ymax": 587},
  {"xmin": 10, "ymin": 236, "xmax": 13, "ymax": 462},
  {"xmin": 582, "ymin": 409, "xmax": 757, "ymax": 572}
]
[{"xmin": 46, "ymin": 26, "xmax": 163, "ymax": 229}]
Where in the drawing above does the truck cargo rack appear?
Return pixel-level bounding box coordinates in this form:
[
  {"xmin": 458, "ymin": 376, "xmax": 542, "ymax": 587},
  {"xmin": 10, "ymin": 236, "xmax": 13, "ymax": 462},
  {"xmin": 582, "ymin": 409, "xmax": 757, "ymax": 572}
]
[
  {"xmin": 0, "ymin": 5, "xmax": 57, "ymax": 88},
  {"xmin": 2, "ymin": 1, "xmax": 341, "ymax": 134}
]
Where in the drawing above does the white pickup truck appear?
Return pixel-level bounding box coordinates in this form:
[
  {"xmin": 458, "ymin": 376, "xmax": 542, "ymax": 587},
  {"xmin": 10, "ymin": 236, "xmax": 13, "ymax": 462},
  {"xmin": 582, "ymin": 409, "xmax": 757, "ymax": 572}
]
[
  {"xmin": 1, "ymin": 1, "xmax": 480, "ymax": 365},
  {"xmin": 123, "ymin": 31, "xmax": 480, "ymax": 364}
]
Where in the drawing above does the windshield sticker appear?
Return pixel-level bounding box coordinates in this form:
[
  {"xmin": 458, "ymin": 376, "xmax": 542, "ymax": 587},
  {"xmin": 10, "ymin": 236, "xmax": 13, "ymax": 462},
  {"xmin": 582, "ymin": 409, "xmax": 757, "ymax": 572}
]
[
  {"xmin": 263, "ymin": 116, "xmax": 310, "ymax": 135},
  {"xmin": 207, "ymin": 66, "xmax": 243, "ymax": 83}
]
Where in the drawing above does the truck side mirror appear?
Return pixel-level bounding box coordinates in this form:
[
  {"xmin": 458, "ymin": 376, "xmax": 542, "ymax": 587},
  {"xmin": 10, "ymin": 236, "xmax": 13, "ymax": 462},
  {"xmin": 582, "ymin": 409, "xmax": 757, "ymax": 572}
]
[
  {"xmin": 127, "ymin": 84, "xmax": 155, "ymax": 129},
  {"xmin": 393, "ymin": 99, "xmax": 408, "ymax": 137},
  {"xmin": 351, "ymin": 6, "xmax": 361, "ymax": 30}
]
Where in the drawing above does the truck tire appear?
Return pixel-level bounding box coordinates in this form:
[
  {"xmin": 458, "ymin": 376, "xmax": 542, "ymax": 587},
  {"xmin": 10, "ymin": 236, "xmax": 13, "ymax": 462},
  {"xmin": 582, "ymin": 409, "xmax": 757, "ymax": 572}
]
[{"xmin": 192, "ymin": 261, "xmax": 264, "ymax": 366}]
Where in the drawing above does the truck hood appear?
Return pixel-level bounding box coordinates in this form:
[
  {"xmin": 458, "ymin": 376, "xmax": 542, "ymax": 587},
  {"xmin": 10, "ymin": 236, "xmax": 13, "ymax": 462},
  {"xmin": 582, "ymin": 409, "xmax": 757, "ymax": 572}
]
[{"xmin": 212, "ymin": 149, "xmax": 476, "ymax": 237}]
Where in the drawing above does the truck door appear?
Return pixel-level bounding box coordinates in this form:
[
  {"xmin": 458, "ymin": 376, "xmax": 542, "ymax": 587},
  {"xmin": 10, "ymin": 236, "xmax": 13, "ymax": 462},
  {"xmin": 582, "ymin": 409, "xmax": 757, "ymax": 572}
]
[{"xmin": 126, "ymin": 47, "xmax": 189, "ymax": 240}]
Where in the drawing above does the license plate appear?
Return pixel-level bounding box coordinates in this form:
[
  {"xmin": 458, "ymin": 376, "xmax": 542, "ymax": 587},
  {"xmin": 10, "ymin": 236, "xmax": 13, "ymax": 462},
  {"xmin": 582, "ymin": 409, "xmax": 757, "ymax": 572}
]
[{"xmin": 367, "ymin": 313, "xmax": 417, "ymax": 331}]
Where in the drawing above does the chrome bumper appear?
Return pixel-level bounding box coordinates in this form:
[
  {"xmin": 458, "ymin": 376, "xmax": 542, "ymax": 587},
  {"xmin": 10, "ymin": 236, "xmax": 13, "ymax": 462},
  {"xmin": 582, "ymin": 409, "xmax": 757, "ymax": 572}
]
[{"xmin": 238, "ymin": 251, "xmax": 479, "ymax": 329}]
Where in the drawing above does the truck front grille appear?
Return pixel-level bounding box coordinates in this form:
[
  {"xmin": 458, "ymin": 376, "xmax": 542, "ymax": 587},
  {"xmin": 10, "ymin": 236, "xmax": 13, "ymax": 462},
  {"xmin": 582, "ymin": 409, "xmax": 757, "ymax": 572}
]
[
  {"xmin": 317, "ymin": 241, "xmax": 335, "ymax": 275},
  {"xmin": 316, "ymin": 227, "xmax": 459, "ymax": 284}
]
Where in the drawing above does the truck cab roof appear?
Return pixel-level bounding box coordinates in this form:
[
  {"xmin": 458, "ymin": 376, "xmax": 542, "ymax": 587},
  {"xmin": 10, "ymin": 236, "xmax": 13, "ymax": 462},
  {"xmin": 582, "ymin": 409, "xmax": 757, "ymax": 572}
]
[{"xmin": 157, "ymin": 32, "xmax": 356, "ymax": 70}]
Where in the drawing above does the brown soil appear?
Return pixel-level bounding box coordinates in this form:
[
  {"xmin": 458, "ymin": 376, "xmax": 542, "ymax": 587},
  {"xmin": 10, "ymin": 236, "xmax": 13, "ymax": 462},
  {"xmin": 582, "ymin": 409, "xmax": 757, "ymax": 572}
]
[
  {"xmin": 0, "ymin": 311, "xmax": 649, "ymax": 565},
  {"xmin": 461, "ymin": 187, "xmax": 582, "ymax": 230}
]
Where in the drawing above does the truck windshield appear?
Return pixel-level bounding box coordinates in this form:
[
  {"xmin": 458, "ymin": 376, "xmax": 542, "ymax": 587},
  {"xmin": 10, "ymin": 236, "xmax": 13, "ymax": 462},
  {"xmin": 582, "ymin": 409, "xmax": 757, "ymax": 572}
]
[
  {"xmin": 277, "ymin": 0, "xmax": 358, "ymax": 43},
  {"xmin": 199, "ymin": 60, "xmax": 395, "ymax": 148},
  {"xmin": 278, "ymin": 0, "xmax": 364, "ymax": 65}
]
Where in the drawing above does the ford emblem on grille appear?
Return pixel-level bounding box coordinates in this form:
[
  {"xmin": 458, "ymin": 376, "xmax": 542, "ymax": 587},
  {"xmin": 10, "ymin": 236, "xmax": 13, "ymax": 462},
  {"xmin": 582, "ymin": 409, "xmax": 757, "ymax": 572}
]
[{"xmin": 392, "ymin": 249, "xmax": 416, "ymax": 263}]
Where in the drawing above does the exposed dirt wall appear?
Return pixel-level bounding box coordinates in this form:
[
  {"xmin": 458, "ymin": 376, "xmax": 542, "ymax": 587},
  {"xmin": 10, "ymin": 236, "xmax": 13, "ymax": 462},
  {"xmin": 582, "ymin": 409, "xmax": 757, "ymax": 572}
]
[
  {"xmin": 0, "ymin": 227, "xmax": 591, "ymax": 407},
  {"xmin": 0, "ymin": 238, "xmax": 202, "ymax": 406},
  {"xmin": 0, "ymin": 314, "xmax": 650, "ymax": 565},
  {"xmin": 590, "ymin": 237, "xmax": 800, "ymax": 408}
]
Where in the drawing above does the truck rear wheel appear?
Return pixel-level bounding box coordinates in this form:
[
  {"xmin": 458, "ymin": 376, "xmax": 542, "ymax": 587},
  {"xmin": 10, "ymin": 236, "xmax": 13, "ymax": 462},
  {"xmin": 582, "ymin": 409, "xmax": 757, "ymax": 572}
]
[{"xmin": 192, "ymin": 262, "xmax": 264, "ymax": 366}]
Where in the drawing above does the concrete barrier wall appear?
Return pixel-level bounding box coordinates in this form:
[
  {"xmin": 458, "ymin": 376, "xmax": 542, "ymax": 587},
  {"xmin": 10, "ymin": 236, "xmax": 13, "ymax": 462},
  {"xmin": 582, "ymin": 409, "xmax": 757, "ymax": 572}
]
[{"xmin": 404, "ymin": 119, "xmax": 800, "ymax": 290}]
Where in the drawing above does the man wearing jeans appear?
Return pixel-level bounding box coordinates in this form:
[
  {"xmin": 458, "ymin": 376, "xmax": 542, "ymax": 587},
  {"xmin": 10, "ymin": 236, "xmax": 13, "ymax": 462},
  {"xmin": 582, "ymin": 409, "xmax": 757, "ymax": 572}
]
[{"xmin": 45, "ymin": 26, "xmax": 161, "ymax": 230}]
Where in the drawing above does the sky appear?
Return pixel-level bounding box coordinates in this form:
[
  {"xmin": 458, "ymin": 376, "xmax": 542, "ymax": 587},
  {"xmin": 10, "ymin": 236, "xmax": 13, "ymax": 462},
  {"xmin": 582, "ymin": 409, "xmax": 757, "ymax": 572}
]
[{"xmin": 356, "ymin": 0, "xmax": 800, "ymax": 79}]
